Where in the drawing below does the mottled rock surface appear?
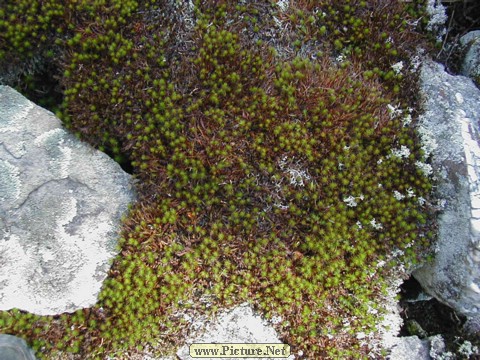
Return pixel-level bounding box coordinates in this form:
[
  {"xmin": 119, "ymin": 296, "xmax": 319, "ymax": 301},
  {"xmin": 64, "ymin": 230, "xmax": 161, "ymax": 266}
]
[
  {"xmin": 460, "ymin": 30, "xmax": 480, "ymax": 82},
  {"xmin": 0, "ymin": 334, "xmax": 37, "ymax": 360},
  {"xmin": 176, "ymin": 303, "xmax": 295, "ymax": 360},
  {"xmin": 413, "ymin": 59, "xmax": 480, "ymax": 317},
  {"xmin": 388, "ymin": 336, "xmax": 431, "ymax": 360},
  {"xmin": 0, "ymin": 86, "xmax": 135, "ymax": 315}
]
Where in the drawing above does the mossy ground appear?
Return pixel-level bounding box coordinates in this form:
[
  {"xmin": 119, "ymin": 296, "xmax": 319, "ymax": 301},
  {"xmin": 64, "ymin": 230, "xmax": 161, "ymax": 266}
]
[{"xmin": 0, "ymin": 1, "xmax": 437, "ymax": 359}]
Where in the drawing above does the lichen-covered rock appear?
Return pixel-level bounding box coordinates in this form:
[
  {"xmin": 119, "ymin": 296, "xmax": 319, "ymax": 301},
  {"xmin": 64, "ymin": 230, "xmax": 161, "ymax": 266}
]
[
  {"xmin": 176, "ymin": 303, "xmax": 294, "ymax": 360},
  {"xmin": 413, "ymin": 59, "xmax": 480, "ymax": 317},
  {"xmin": 462, "ymin": 315, "xmax": 480, "ymax": 340},
  {"xmin": 388, "ymin": 336, "xmax": 431, "ymax": 360},
  {"xmin": 0, "ymin": 86, "xmax": 135, "ymax": 315},
  {"xmin": 428, "ymin": 335, "xmax": 450, "ymax": 360},
  {"xmin": 0, "ymin": 334, "xmax": 37, "ymax": 360},
  {"xmin": 388, "ymin": 334, "xmax": 453, "ymax": 360},
  {"xmin": 460, "ymin": 30, "xmax": 480, "ymax": 83}
]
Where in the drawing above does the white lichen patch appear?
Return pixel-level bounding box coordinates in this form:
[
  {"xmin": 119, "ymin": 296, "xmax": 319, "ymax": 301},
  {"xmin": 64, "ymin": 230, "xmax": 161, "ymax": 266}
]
[
  {"xmin": 53, "ymin": 197, "xmax": 118, "ymax": 308},
  {"xmin": 391, "ymin": 61, "xmax": 404, "ymax": 75},
  {"xmin": 34, "ymin": 128, "xmax": 72, "ymax": 178},
  {"xmin": 0, "ymin": 96, "xmax": 34, "ymax": 133},
  {"xmin": 370, "ymin": 218, "xmax": 383, "ymax": 230},
  {"xmin": 416, "ymin": 125, "xmax": 438, "ymax": 158},
  {"xmin": 0, "ymin": 234, "xmax": 35, "ymax": 311},
  {"xmin": 287, "ymin": 168, "xmax": 310, "ymax": 187},
  {"xmin": 410, "ymin": 54, "xmax": 422, "ymax": 72},
  {"xmin": 369, "ymin": 268, "xmax": 406, "ymax": 357},
  {"xmin": 403, "ymin": 114, "xmax": 412, "ymax": 127},
  {"xmin": 55, "ymin": 197, "xmax": 78, "ymax": 232},
  {"xmin": 429, "ymin": 335, "xmax": 451, "ymax": 360},
  {"xmin": 34, "ymin": 128, "xmax": 66, "ymax": 147},
  {"xmin": 276, "ymin": 0, "xmax": 289, "ymax": 12},
  {"xmin": 415, "ymin": 160, "xmax": 433, "ymax": 176},
  {"xmin": 66, "ymin": 214, "xmax": 117, "ymax": 303},
  {"xmin": 172, "ymin": 0, "xmax": 195, "ymax": 31},
  {"xmin": 344, "ymin": 194, "xmax": 364, "ymax": 208},
  {"xmin": 58, "ymin": 146, "xmax": 72, "ymax": 178},
  {"xmin": 278, "ymin": 156, "xmax": 312, "ymax": 187},
  {"xmin": 458, "ymin": 340, "xmax": 479, "ymax": 358},
  {"xmin": 426, "ymin": 0, "xmax": 448, "ymax": 41},
  {"xmin": 336, "ymin": 53, "xmax": 347, "ymax": 64},
  {"xmin": 393, "ymin": 190, "xmax": 405, "ymax": 201},
  {"xmin": 0, "ymin": 159, "xmax": 21, "ymax": 202},
  {"xmin": 344, "ymin": 195, "xmax": 358, "ymax": 207},
  {"xmin": 387, "ymin": 103, "xmax": 403, "ymax": 119},
  {"xmin": 389, "ymin": 145, "xmax": 411, "ymax": 159},
  {"xmin": 407, "ymin": 188, "xmax": 415, "ymax": 198}
]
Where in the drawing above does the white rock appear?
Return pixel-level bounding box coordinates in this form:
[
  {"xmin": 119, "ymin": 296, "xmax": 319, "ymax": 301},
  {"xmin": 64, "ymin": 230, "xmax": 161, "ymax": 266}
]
[
  {"xmin": 388, "ymin": 336, "xmax": 430, "ymax": 360},
  {"xmin": 176, "ymin": 303, "xmax": 294, "ymax": 360},
  {"xmin": 0, "ymin": 86, "xmax": 135, "ymax": 315},
  {"xmin": 460, "ymin": 30, "xmax": 480, "ymax": 81},
  {"xmin": 413, "ymin": 59, "xmax": 480, "ymax": 317}
]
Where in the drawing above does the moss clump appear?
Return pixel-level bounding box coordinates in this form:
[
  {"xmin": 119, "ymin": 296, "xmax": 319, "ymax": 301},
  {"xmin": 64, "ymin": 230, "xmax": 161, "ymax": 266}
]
[
  {"xmin": 0, "ymin": 1, "xmax": 64, "ymax": 60},
  {"xmin": 0, "ymin": 1, "xmax": 436, "ymax": 359}
]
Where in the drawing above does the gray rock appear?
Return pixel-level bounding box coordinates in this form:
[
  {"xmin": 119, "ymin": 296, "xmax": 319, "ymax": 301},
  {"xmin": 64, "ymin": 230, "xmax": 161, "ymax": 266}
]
[
  {"xmin": 462, "ymin": 315, "xmax": 480, "ymax": 340},
  {"xmin": 428, "ymin": 335, "xmax": 448, "ymax": 360},
  {"xmin": 460, "ymin": 30, "xmax": 480, "ymax": 82},
  {"xmin": 413, "ymin": 59, "xmax": 480, "ymax": 317},
  {"xmin": 176, "ymin": 303, "xmax": 294, "ymax": 360},
  {"xmin": 388, "ymin": 334, "xmax": 453, "ymax": 360},
  {"xmin": 0, "ymin": 334, "xmax": 37, "ymax": 360},
  {"xmin": 388, "ymin": 336, "xmax": 431, "ymax": 360},
  {"xmin": 0, "ymin": 86, "xmax": 135, "ymax": 316}
]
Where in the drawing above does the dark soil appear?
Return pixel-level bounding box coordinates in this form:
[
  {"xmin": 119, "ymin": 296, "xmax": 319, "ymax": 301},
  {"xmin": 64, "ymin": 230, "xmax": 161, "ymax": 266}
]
[
  {"xmin": 443, "ymin": 0, "xmax": 480, "ymax": 37},
  {"xmin": 438, "ymin": 0, "xmax": 480, "ymax": 75},
  {"xmin": 13, "ymin": 66, "xmax": 64, "ymax": 114},
  {"xmin": 399, "ymin": 277, "xmax": 465, "ymax": 338},
  {"xmin": 399, "ymin": 276, "xmax": 480, "ymax": 358}
]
